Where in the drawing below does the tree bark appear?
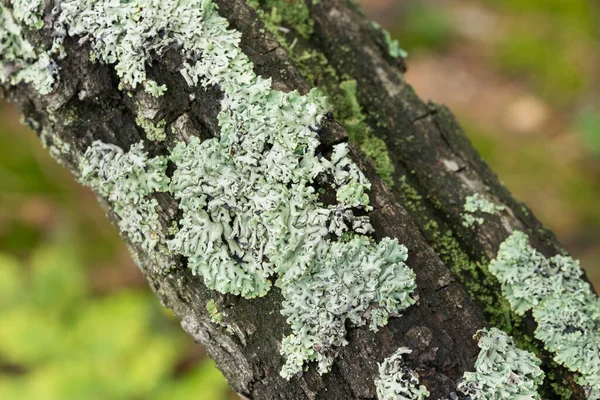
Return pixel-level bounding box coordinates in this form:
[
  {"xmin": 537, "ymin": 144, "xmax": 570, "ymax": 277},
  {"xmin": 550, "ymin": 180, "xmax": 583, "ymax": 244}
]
[{"xmin": 1, "ymin": 0, "xmax": 594, "ymax": 399}]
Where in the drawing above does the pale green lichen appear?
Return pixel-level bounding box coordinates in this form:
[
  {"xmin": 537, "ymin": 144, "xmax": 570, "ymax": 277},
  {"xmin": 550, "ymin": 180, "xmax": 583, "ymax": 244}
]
[
  {"xmin": 79, "ymin": 141, "xmax": 170, "ymax": 252},
  {"xmin": 10, "ymin": 0, "xmax": 45, "ymax": 29},
  {"xmin": 57, "ymin": 0, "xmax": 212, "ymax": 91},
  {"xmin": 461, "ymin": 193, "xmax": 505, "ymax": 227},
  {"xmin": 0, "ymin": 5, "xmax": 57, "ymax": 94},
  {"xmin": 162, "ymin": 0, "xmax": 415, "ymax": 377},
  {"xmin": 375, "ymin": 347, "xmax": 429, "ymax": 400},
  {"xmin": 281, "ymin": 237, "xmax": 416, "ymax": 377},
  {"xmin": 458, "ymin": 328, "xmax": 544, "ymax": 399},
  {"xmin": 371, "ymin": 22, "xmax": 408, "ymax": 59},
  {"xmin": 369, "ymin": 307, "xmax": 390, "ymax": 332},
  {"xmin": 145, "ymin": 80, "xmax": 167, "ymax": 98},
  {"xmin": 136, "ymin": 112, "xmax": 166, "ymax": 142},
  {"xmin": 376, "ymin": 328, "xmax": 543, "ymax": 400},
  {"xmin": 489, "ymin": 231, "xmax": 600, "ymax": 394}
]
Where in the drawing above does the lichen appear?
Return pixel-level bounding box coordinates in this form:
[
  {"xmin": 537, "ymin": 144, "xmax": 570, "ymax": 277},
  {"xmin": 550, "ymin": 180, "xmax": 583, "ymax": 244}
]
[
  {"xmin": 0, "ymin": 5, "xmax": 57, "ymax": 94},
  {"xmin": 136, "ymin": 111, "xmax": 166, "ymax": 142},
  {"xmin": 489, "ymin": 231, "xmax": 600, "ymax": 393},
  {"xmin": 145, "ymin": 80, "xmax": 167, "ymax": 98},
  {"xmin": 458, "ymin": 328, "xmax": 544, "ymax": 399},
  {"xmin": 371, "ymin": 22, "xmax": 408, "ymax": 59},
  {"xmin": 280, "ymin": 237, "xmax": 416, "ymax": 378},
  {"xmin": 375, "ymin": 347, "xmax": 430, "ymax": 400},
  {"xmin": 10, "ymin": 0, "xmax": 45, "ymax": 29},
  {"xmin": 56, "ymin": 0, "xmax": 213, "ymax": 91},
  {"xmin": 79, "ymin": 141, "xmax": 170, "ymax": 252},
  {"xmin": 461, "ymin": 193, "xmax": 505, "ymax": 227},
  {"xmin": 376, "ymin": 329, "xmax": 543, "ymax": 400}
]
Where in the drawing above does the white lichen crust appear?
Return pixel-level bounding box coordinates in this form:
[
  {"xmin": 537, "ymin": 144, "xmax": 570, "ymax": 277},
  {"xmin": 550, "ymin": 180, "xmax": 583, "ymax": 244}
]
[
  {"xmin": 489, "ymin": 231, "xmax": 600, "ymax": 394},
  {"xmin": 375, "ymin": 347, "xmax": 430, "ymax": 400},
  {"xmin": 458, "ymin": 328, "xmax": 544, "ymax": 400},
  {"xmin": 461, "ymin": 193, "xmax": 505, "ymax": 228},
  {"xmin": 80, "ymin": 141, "xmax": 170, "ymax": 252}
]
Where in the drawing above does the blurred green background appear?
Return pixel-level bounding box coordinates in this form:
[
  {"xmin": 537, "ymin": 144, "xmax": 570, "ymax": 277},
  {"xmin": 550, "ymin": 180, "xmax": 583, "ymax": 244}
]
[{"xmin": 0, "ymin": 0, "xmax": 599, "ymax": 398}]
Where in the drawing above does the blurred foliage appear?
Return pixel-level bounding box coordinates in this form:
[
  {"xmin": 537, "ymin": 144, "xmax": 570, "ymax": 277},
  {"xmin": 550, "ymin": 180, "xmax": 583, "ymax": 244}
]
[
  {"xmin": 0, "ymin": 242, "xmax": 230, "ymax": 400},
  {"xmin": 393, "ymin": 3, "xmax": 454, "ymax": 52},
  {"xmin": 576, "ymin": 111, "xmax": 600, "ymax": 158}
]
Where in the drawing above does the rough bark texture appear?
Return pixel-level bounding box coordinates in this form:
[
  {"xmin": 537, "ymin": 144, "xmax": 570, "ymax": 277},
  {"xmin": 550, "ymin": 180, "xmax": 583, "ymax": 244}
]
[{"xmin": 1, "ymin": 0, "xmax": 593, "ymax": 399}]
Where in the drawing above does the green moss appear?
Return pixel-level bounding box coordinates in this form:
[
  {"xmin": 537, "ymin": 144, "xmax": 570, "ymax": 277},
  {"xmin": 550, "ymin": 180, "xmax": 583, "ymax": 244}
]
[
  {"xmin": 136, "ymin": 112, "xmax": 166, "ymax": 142},
  {"xmin": 206, "ymin": 299, "xmax": 223, "ymax": 324},
  {"xmin": 334, "ymin": 80, "xmax": 394, "ymax": 186},
  {"xmin": 247, "ymin": 0, "xmax": 313, "ymax": 39}
]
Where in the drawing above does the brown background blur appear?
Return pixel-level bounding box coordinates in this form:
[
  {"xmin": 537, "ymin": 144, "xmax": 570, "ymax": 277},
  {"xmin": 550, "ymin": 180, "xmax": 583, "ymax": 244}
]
[{"xmin": 0, "ymin": 1, "xmax": 598, "ymax": 398}]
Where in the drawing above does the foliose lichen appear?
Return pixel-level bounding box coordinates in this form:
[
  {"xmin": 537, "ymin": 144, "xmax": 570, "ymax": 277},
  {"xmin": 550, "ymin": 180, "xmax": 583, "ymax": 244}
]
[
  {"xmin": 376, "ymin": 328, "xmax": 543, "ymax": 400},
  {"xmin": 461, "ymin": 193, "xmax": 505, "ymax": 228},
  {"xmin": 489, "ymin": 231, "xmax": 600, "ymax": 394},
  {"xmin": 0, "ymin": 4, "xmax": 57, "ymax": 94},
  {"xmin": 371, "ymin": 22, "xmax": 407, "ymax": 59},
  {"xmin": 458, "ymin": 328, "xmax": 544, "ymax": 399},
  {"xmin": 10, "ymin": 0, "xmax": 45, "ymax": 29},
  {"xmin": 10, "ymin": 0, "xmax": 420, "ymax": 381},
  {"xmin": 79, "ymin": 141, "xmax": 170, "ymax": 252},
  {"xmin": 145, "ymin": 80, "xmax": 167, "ymax": 98},
  {"xmin": 280, "ymin": 237, "xmax": 416, "ymax": 377},
  {"xmin": 375, "ymin": 347, "xmax": 430, "ymax": 400},
  {"xmin": 56, "ymin": 0, "xmax": 212, "ymax": 91}
]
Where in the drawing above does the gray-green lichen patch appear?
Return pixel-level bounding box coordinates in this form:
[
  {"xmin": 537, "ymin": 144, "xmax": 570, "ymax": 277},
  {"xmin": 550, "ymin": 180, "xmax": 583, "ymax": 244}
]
[
  {"xmin": 10, "ymin": 0, "xmax": 45, "ymax": 29},
  {"xmin": 490, "ymin": 232, "xmax": 600, "ymax": 394},
  {"xmin": 376, "ymin": 328, "xmax": 543, "ymax": 399},
  {"xmin": 80, "ymin": 141, "xmax": 170, "ymax": 252},
  {"xmin": 458, "ymin": 328, "xmax": 544, "ymax": 399},
  {"xmin": 281, "ymin": 237, "xmax": 416, "ymax": 377},
  {"xmin": 461, "ymin": 193, "xmax": 505, "ymax": 228},
  {"xmin": 371, "ymin": 22, "xmax": 407, "ymax": 59},
  {"xmin": 145, "ymin": 80, "xmax": 167, "ymax": 98},
  {"xmin": 162, "ymin": 0, "xmax": 419, "ymax": 376},
  {"xmin": 0, "ymin": 5, "xmax": 57, "ymax": 94},
  {"xmin": 56, "ymin": 0, "xmax": 212, "ymax": 91},
  {"xmin": 375, "ymin": 347, "xmax": 429, "ymax": 400},
  {"xmin": 206, "ymin": 299, "xmax": 223, "ymax": 324}
]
